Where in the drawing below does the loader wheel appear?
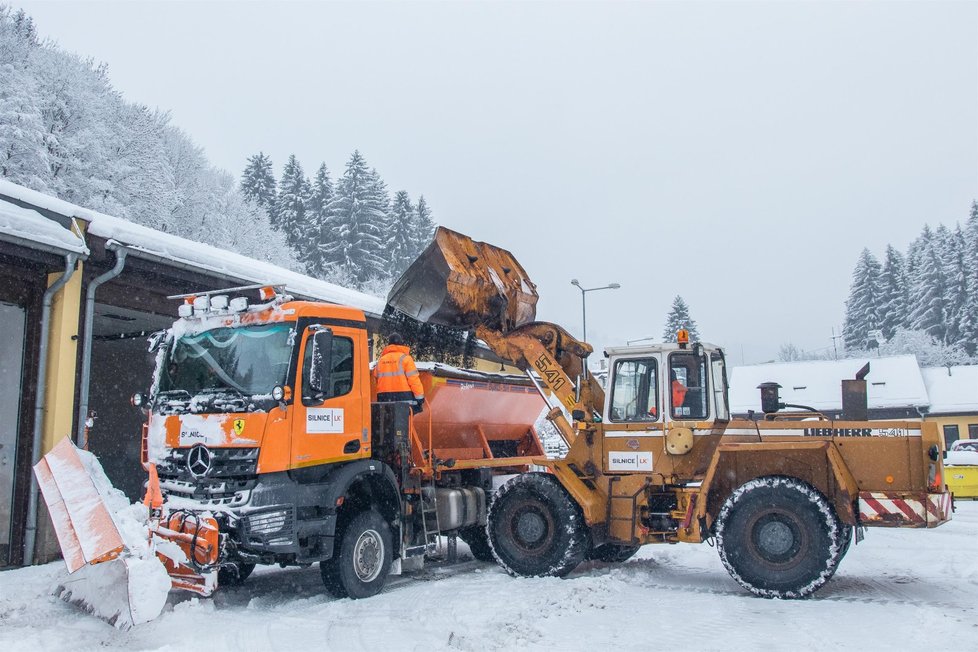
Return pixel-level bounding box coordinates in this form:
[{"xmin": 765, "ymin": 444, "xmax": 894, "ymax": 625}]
[
  {"xmin": 218, "ymin": 562, "xmax": 255, "ymax": 586},
  {"xmin": 587, "ymin": 543, "xmax": 640, "ymax": 563},
  {"xmin": 487, "ymin": 473, "xmax": 588, "ymax": 578},
  {"xmin": 321, "ymin": 510, "xmax": 392, "ymax": 599},
  {"xmin": 458, "ymin": 524, "xmax": 495, "ymax": 562},
  {"xmin": 715, "ymin": 476, "xmax": 844, "ymax": 599}
]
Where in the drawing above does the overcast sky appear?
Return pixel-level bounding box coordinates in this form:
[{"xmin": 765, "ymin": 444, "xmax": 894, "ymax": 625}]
[{"xmin": 16, "ymin": 0, "xmax": 978, "ymax": 364}]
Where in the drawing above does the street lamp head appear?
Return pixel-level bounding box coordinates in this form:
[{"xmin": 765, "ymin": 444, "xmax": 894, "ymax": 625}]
[
  {"xmin": 609, "ymin": 283, "xmax": 621, "ymax": 289},
  {"xmin": 571, "ymin": 279, "xmax": 580, "ymax": 287}
]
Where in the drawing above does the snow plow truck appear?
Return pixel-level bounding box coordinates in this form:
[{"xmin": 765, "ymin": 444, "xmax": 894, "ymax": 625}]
[{"xmin": 34, "ymin": 228, "xmax": 952, "ymax": 628}]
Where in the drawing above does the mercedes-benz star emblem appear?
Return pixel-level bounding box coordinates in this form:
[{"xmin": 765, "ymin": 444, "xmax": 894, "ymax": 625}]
[{"xmin": 187, "ymin": 444, "xmax": 212, "ymax": 478}]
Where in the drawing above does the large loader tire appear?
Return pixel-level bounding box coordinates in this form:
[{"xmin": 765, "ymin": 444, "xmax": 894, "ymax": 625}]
[
  {"xmin": 487, "ymin": 473, "xmax": 588, "ymax": 578},
  {"xmin": 458, "ymin": 524, "xmax": 495, "ymax": 562},
  {"xmin": 218, "ymin": 562, "xmax": 255, "ymax": 586},
  {"xmin": 587, "ymin": 543, "xmax": 641, "ymax": 563},
  {"xmin": 321, "ymin": 510, "xmax": 393, "ymax": 599},
  {"xmin": 715, "ymin": 476, "xmax": 845, "ymax": 599}
]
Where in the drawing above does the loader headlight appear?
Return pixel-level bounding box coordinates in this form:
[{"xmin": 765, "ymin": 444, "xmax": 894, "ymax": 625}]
[
  {"xmin": 131, "ymin": 392, "xmax": 145, "ymax": 407},
  {"xmin": 271, "ymin": 385, "xmax": 285, "ymax": 401}
]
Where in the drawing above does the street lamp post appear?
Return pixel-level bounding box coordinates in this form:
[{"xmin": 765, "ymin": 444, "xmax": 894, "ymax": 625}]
[{"xmin": 570, "ymin": 279, "xmax": 621, "ymax": 343}]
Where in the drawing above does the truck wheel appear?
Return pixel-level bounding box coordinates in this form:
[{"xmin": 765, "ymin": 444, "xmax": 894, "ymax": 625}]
[
  {"xmin": 218, "ymin": 562, "xmax": 255, "ymax": 586},
  {"xmin": 320, "ymin": 510, "xmax": 393, "ymax": 599},
  {"xmin": 587, "ymin": 543, "xmax": 640, "ymax": 563},
  {"xmin": 458, "ymin": 524, "xmax": 495, "ymax": 562},
  {"xmin": 487, "ymin": 473, "xmax": 588, "ymax": 577},
  {"xmin": 715, "ymin": 476, "xmax": 844, "ymax": 599}
]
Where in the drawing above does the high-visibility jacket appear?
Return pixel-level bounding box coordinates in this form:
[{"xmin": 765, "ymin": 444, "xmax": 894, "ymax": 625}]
[
  {"xmin": 374, "ymin": 344, "xmax": 424, "ymax": 401},
  {"xmin": 671, "ymin": 379, "xmax": 688, "ymax": 408}
]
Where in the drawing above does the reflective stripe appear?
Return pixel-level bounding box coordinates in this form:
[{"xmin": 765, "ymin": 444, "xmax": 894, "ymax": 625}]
[
  {"xmin": 375, "ymin": 371, "xmax": 402, "ymax": 378},
  {"xmin": 405, "ymin": 370, "xmax": 420, "ymax": 377}
]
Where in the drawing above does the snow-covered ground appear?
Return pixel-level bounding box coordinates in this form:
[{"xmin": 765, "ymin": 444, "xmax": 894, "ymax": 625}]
[{"xmin": 2, "ymin": 503, "xmax": 976, "ymax": 651}]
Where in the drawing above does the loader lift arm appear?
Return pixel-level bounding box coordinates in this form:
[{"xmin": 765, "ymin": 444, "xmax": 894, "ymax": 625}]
[{"xmin": 388, "ymin": 227, "xmax": 604, "ymax": 446}]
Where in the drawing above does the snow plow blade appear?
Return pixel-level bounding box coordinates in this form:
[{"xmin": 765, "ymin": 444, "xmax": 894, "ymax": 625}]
[
  {"xmin": 32, "ymin": 438, "xmax": 191, "ymax": 629},
  {"xmin": 388, "ymin": 226, "xmax": 539, "ymax": 332}
]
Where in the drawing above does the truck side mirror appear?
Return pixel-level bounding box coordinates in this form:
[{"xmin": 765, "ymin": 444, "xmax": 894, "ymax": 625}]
[
  {"xmin": 309, "ymin": 330, "xmax": 333, "ymax": 397},
  {"xmin": 147, "ymin": 330, "xmax": 166, "ymax": 353}
]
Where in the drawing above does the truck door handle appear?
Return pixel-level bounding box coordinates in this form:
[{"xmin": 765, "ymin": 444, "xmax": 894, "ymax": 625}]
[{"xmin": 343, "ymin": 440, "xmax": 361, "ymax": 454}]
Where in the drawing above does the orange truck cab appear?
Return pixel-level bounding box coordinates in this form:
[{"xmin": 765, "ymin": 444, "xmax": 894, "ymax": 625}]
[{"xmin": 138, "ymin": 286, "xmax": 545, "ymax": 598}]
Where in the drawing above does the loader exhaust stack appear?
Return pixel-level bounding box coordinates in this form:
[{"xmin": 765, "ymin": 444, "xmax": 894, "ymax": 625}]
[{"xmin": 387, "ymin": 227, "xmax": 539, "ymax": 332}]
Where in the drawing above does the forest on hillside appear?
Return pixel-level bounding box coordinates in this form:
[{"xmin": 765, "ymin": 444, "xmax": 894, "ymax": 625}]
[
  {"xmin": 815, "ymin": 201, "xmax": 977, "ymax": 367},
  {"xmin": 0, "ymin": 7, "xmax": 431, "ymax": 293}
]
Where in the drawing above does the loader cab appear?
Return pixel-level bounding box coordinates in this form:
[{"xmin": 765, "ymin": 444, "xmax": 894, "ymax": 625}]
[{"xmin": 603, "ymin": 342, "xmax": 729, "ymax": 425}]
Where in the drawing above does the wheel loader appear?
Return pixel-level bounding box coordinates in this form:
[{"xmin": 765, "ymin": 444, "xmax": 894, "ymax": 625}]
[{"xmin": 387, "ymin": 227, "xmax": 953, "ymax": 599}]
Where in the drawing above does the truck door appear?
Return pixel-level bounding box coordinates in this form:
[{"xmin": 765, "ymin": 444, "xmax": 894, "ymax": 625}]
[{"xmin": 291, "ymin": 326, "xmax": 369, "ymax": 468}]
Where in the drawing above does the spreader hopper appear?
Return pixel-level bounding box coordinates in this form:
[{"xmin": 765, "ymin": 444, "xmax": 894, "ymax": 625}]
[{"xmin": 387, "ymin": 227, "xmax": 539, "ymax": 333}]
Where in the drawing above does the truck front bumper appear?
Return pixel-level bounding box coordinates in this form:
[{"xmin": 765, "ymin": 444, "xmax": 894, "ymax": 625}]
[{"xmin": 858, "ymin": 491, "xmax": 952, "ymax": 528}]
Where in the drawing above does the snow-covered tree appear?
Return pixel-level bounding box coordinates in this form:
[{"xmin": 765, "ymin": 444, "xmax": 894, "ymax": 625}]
[
  {"xmin": 662, "ymin": 296, "xmax": 700, "ymax": 342},
  {"xmin": 321, "ymin": 151, "xmax": 387, "ymax": 285},
  {"xmin": 842, "ymin": 248, "xmax": 882, "ymax": 350},
  {"xmin": 877, "ymin": 245, "xmax": 909, "ymax": 340},
  {"xmin": 274, "ymin": 154, "xmax": 311, "ymax": 253},
  {"xmin": 412, "ymin": 194, "xmax": 435, "ymax": 254},
  {"xmin": 240, "ymin": 152, "xmax": 277, "ymax": 218},
  {"xmin": 907, "ymin": 239, "xmax": 947, "ymax": 343},
  {"xmin": 960, "ymin": 201, "xmax": 978, "ymax": 354},
  {"xmin": 301, "ymin": 162, "xmax": 334, "ymax": 276},
  {"xmin": 387, "ymin": 190, "xmax": 415, "ymax": 275},
  {"xmin": 876, "ymin": 328, "xmax": 975, "ymax": 368}
]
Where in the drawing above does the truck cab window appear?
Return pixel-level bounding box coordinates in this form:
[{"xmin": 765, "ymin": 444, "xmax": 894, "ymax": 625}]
[
  {"xmin": 302, "ymin": 335, "xmax": 354, "ymax": 404},
  {"xmin": 670, "ymin": 352, "xmax": 709, "ymax": 420},
  {"xmin": 609, "ymin": 358, "xmax": 658, "ymax": 422}
]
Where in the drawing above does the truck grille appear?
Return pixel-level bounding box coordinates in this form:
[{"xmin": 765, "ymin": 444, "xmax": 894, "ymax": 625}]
[{"xmin": 157, "ymin": 446, "xmax": 259, "ymax": 481}]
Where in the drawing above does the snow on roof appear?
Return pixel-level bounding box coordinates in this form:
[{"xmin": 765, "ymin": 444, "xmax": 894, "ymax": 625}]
[
  {"xmin": 0, "ymin": 197, "xmax": 89, "ymax": 255},
  {"xmin": 0, "ymin": 180, "xmax": 385, "ymax": 316},
  {"xmin": 729, "ymin": 355, "xmax": 928, "ymax": 414},
  {"xmin": 920, "ymin": 366, "xmax": 978, "ymax": 415}
]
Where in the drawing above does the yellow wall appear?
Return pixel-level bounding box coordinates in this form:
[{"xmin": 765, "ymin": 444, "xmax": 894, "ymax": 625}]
[
  {"xmin": 41, "ymin": 263, "xmax": 83, "ymax": 455},
  {"xmin": 925, "ymin": 414, "xmax": 978, "ymax": 446}
]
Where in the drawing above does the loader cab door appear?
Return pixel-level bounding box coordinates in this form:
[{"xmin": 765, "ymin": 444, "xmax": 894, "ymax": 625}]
[
  {"xmin": 291, "ymin": 324, "xmax": 370, "ymax": 468},
  {"xmin": 667, "ymin": 350, "xmax": 710, "ymax": 422},
  {"xmin": 607, "ymin": 356, "xmax": 661, "ymax": 423}
]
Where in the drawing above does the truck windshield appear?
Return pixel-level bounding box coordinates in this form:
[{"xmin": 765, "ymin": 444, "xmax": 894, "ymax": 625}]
[{"xmin": 158, "ymin": 323, "xmax": 294, "ymax": 397}]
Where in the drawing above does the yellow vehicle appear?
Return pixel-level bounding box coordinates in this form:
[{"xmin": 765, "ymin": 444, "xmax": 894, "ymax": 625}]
[
  {"xmin": 390, "ymin": 227, "xmax": 953, "ymax": 599},
  {"xmin": 945, "ymin": 439, "xmax": 978, "ymax": 499}
]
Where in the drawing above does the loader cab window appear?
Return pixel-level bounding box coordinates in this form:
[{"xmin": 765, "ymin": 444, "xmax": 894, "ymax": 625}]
[
  {"xmin": 302, "ymin": 335, "xmax": 354, "ymax": 405},
  {"xmin": 669, "ymin": 352, "xmax": 709, "ymax": 420},
  {"xmin": 609, "ymin": 358, "xmax": 659, "ymax": 422}
]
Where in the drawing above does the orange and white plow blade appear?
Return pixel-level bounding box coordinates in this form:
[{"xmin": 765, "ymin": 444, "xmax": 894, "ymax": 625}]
[{"xmin": 33, "ymin": 438, "xmax": 171, "ymax": 629}]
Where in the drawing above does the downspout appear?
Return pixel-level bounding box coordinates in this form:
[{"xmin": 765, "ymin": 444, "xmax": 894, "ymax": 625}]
[
  {"xmin": 75, "ymin": 242, "xmax": 128, "ymax": 447},
  {"xmin": 23, "ymin": 253, "xmax": 81, "ymax": 565}
]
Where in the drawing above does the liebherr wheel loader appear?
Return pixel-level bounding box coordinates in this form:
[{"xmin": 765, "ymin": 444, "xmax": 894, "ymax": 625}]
[{"xmin": 388, "ymin": 227, "xmax": 953, "ymax": 599}]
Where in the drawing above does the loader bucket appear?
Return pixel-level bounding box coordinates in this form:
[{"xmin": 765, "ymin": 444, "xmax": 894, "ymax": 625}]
[
  {"xmin": 33, "ymin": 438, "xmax": 171, "ymax": 629},
  {"xmin": 388, "ymin": 227, "xmax": 539, "ymax": 333}
]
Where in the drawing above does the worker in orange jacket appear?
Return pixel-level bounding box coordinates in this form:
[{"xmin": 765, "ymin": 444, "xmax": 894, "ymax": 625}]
[
  {"xmin": 671, "ymin": 370, "xmax": 688, "ymax": 410},
  {"xmin": 374, "ymin": 332, "xmax": 425, "ymax": 414}
]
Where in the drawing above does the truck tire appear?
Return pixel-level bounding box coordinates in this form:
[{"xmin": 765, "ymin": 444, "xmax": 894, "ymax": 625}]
[
  {"xmin": 715, "ymin": 476, "xmax": 844, "ymax": 599},
  {"xmin": 320, "ymin": 510, "xmax": 393, "ymax": 599},
  {"xmin": 458, "ymin": 524, "xmax": 495, "ymax": 562},
  {"xmin": 587, "ymin": 543, "xmax": 640, "ymax": 563},
  {"xmin": 487, "ymin": 473, "xmax": 588, "ymax": 578},
  {"xmin": 218, "ymin": 562, "xmax": 255, "ymax": 586}
]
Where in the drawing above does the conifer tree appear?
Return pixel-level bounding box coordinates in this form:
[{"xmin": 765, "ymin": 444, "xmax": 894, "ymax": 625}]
[
  {"xmin": 274, "ymin": 154, "xmax": 311, "ymax": 253},
  {"xmin": 240, "ymin": 152, "xmax": 277, "ymax": 219},
  {"xmin": 302, "ymin": 162, "xmax": 334, "ymax": 276},
  {"xmin": 388, "ymin": 190, "xmax": 415, "ymax": 275},
  {"xmin": 842, "ymin": 248, "xmax": 882, "ymax": 350},
  {"xmin": 907, "ymin": 240, "xmax": 947, "ymax": 343},
  {"xmin": 959, "ymin": 201, "xmax": 978, "ymax": 354},
  {"xmin": 412, "ymin": 194, "xmax": 435, "ymax": 255},
  {"xmin": 321, "ymin": 150, "xmax": 387, "ymax": 285},
  {"xmin": 662, "ymin": 296, "xmax": 700, "ymax": 342},
  {"xmin": 877, "ymin": 245, "xmax": 909, "ymax": 340},
  {"xmin": 942, "ymin": 225, "xmax": 969, "ymax": 346}
]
